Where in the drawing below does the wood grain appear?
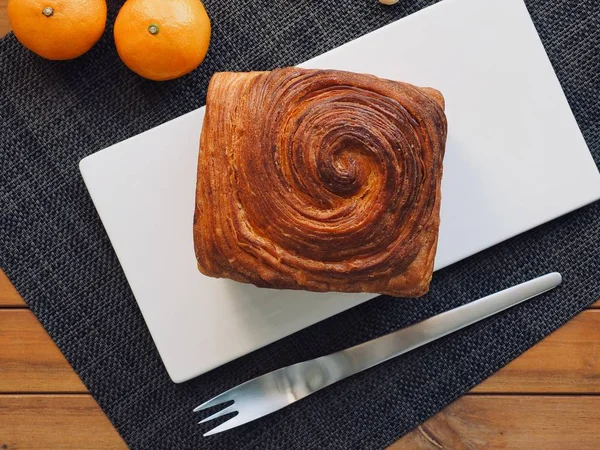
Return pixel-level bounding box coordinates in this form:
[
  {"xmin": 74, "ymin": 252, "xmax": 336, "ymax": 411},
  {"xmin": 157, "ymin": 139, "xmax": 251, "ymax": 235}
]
[
  {"xmin": 473, "ymin": 310, "xmax": 600, "ymax": 393},
  {"xmin": 0, "ymin": 310, "xmax": 86, "ymax": 393},
  {"xmin": 0, "ymin": 395, "xmax": 127, "ymax": 449},
  {"xmin": 0, "ymin": 270, "xmax": 25, "ymax": 307},
  {"xmin": 0, "ymin": 0, "xmax": 9, "ymax": 37},
  {"xmin": 1, "ymin": 394, "xmax": 598, "ymax": 450},
  {"xmin": 0, "ymin": 5, "xmax": 599, "ymax": 445},
  {"xmin": 391, "ymin": 395, "xmax": 600, "ymax": 449},
  {"xmin": 2, "ymin": 308, "xmax": 599, "ymax": 395}
]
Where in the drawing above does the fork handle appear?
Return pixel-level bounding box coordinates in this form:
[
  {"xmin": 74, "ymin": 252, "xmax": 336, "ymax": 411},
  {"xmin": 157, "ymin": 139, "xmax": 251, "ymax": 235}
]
[{"xmin": 316, "ymin": 272, "xmax": 562, "ymax": 380}]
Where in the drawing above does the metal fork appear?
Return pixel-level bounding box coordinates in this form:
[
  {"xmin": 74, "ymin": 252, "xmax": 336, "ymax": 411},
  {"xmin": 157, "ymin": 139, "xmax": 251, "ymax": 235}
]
[{"xmin": 194, "ymin": 272, "xmax": 562, "ymax": 436}]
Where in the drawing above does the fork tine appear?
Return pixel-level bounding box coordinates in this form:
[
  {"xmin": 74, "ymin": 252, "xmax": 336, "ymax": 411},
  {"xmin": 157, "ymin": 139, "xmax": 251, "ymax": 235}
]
[
  {"xmin": 198, "ymin": 405, "xmax": 237, "ymax": 424},
  {"xmin": 203, "ymin": 413, "xmax": 248, "ymax": 437},
  {"xmin": 193, "ymin": 391, "xmax": 235, "ymax": 413}
]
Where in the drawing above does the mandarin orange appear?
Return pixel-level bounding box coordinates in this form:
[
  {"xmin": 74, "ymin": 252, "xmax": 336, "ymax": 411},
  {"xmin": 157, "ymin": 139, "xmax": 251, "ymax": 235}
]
[
  {"xmin": 114, "ymin": 0, "xmax": 211, "ymax": 81},
  {"xmin": 8, "ymin": 0, "xmax": 107, "ymax": 60}
]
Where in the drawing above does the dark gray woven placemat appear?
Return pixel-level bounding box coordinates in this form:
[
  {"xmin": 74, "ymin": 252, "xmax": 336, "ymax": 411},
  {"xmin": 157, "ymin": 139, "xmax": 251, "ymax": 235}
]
[{"xmin": 1, "ymin": 0, "xmax": 599, "ymax": 448}]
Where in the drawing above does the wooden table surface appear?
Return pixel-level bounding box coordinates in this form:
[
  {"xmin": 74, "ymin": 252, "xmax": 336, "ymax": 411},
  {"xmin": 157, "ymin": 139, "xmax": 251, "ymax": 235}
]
[{"xmin": 1, "ymin": 5, "xmax": 600, "ymax": 449}]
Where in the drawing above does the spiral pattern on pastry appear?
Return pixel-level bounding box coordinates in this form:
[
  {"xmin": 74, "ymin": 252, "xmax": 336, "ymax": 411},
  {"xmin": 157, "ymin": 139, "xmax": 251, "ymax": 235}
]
[{"xmin": 194, "ymin": 68, "xmax": 447, "ymax": 297}]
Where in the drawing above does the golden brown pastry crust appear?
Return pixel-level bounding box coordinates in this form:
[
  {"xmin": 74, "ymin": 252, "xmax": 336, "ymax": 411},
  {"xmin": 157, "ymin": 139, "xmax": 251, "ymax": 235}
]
[{"xmin": 194, "ymin": 68, "xmax": 447, "ymax": 297}]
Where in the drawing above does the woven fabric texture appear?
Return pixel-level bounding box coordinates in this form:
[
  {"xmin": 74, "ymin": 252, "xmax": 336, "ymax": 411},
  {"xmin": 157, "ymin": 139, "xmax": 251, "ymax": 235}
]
[{"xmin": 1, "ymin": 0, "xmax": 599, "ymax": 448}]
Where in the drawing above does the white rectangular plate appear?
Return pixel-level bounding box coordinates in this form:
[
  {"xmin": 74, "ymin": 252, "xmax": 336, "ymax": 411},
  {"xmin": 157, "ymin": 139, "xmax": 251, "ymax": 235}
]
[{"xmin": 80, "ymin": 0, "xmax": 600, "ymax": 383}]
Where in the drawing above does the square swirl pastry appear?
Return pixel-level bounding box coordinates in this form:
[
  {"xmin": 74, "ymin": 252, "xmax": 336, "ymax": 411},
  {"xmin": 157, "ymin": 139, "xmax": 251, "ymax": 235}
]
[{"xmin": 194, "ymin": 68, "xmax": 447, "ymax": 297}]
